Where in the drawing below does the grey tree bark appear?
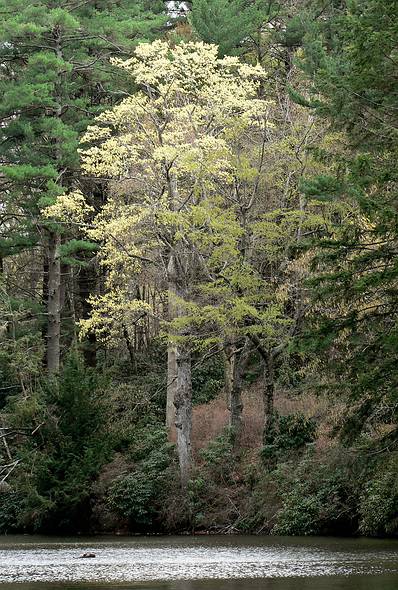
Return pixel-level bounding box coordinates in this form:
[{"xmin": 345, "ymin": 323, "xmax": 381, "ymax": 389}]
[
  {"xmin": 166, "ymin": 279, "xmax": 178, "ymax": 432},
  {"xmin": 45, "ymin": 26, "xmax": 64, "ymax": 375},
  {"xmin": 46, "ymin": 231, "xmax": 61, "ymax": 374},
  {"xmin": 174, "ymin": 342, "xmax": 192, "ymax": 491},
  {"xmin": 224, "ymin": 339, "xmax": 251, "ymax": 444},
  {"xmin": 262, "ymin": 351, "xmax": 276, "ymax": 445},
  {"xmin": 167, "ymin": 250, "xmax": 193, "ymax": 490}
]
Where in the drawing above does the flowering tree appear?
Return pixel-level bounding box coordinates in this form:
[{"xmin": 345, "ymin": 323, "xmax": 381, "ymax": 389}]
[{"xmin": 63, "ymin": 40, "xmax": 269, "ymax": 488}]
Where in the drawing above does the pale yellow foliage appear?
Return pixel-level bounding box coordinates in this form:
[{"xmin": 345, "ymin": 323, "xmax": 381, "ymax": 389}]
[
  {"xmin": 76, "ymin": 41, "xmax": 272, "ymax": 341},
  {"xmin": 79, "ymin": 290, "xmax": 152, "ymax": 345},
  {"xmin": 42, "ymin": 190, "xmax": 94, "ymax": 224}
]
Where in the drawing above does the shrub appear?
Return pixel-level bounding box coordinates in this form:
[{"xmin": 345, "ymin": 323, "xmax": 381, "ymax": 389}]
[
  {"xmin": 107, "ymin": 426, "xmax": 174, "ymax": 529},
  {"xmin": 359, "ymin": 453, "xmax": 398, "ymax": 537},
  {"xmin": 3, "ymin": 352, "xmax": 112, "ymax": 533},
  {"xmin": 272, "ymin": 449, "xmax": 359, "ymax": 536},
  {"xmin": 188, "ymin": 429, "xmax": 239, "ymax": 530},
  {"xmin": 261, "ymin": 412, "xmax": 316, "ymax": 464},
  {"xmin": 107, "ymin": 472, "xmax": 157, "ymax": 526},
  {"xmin": 0, "ymin": 489, "xmax": 23, "ymax": 533},
  {"xmin": 199, "ymin": 428, "xmax": 234, "ymax": 479},
  {"xmin": 192, "ymin": 354, "xmax": 224, "ymax": 405}
]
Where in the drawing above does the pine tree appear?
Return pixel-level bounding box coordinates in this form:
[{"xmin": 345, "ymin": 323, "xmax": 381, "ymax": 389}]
[
  {"xmin": 0, "ymin": 1, "xmax": 166, "ymax": 373},
  {"xmin": 301, "ymin": 0, "xmax": 398, "ymax": 445},
  {"xmin": 190, "ymin": 0, "xmax": 275, "ymax": 56}
]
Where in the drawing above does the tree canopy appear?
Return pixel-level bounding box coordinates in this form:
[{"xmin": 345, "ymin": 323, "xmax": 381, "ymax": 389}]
[{"xmin": 0, "ymin": 0, "xmax": 397, "ymax": 538}]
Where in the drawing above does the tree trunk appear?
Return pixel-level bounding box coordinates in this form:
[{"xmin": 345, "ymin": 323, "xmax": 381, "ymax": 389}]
[
  {"xmin": 263, "ymin": 352, "xmax": 276, "ymax": 446},
  {"xmin": 167, "ymin": 251, "xmax": 192, "ymax": 489},
  {"xmin": 46, "ymin": 231, "xmax": 61, "ymax": 374},
  {"xmin": 78, "ymin": 263, "xmax": 97, "ymax": 367},
  {"xmin": 46, "ymin": 27, "xmax": 63, "ymax": 375},
  {"xmin": 224, "ymin": 340, "xmax": 243, "ymax": 442},
  {"xmin": 164, "ymin": 167, "xmax": 193, "ymax": 488},
  {"xmin": 166, "ymin": 341, "xmax": 178, "ymax": 431},
  {"xmin": 166, "ymin": 277, "xmax": 178, "ymax": 432},
  {"xmin": 41, "ymin": 246, "xmax": 49, "ymax": 346},
  {"xmin": 174, "ymin": 343, "xmax": 192, "ymax": 491},
  {"xmin": 224, "ymin": 340, "xmax": 235, "ymax": 404},
  {"xmin": 225, "ymin": 338, "xmax": 252, "ymax": 445}
]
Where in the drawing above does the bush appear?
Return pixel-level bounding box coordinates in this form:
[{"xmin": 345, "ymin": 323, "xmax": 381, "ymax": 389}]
[
  {"xmin": 2, "ymin": 352, "xmax": 112, "ymax": 533},
  {"xmin": 107, "ymin": 472, "xmax": 157, "ymax": 526},
  {"xmin": 199, "ymin": 428, "xmax": 235, "ymax": 479},
  {"xmin": 236, "ymin": 467, "xmax": 281, "ymax": 534},
  {"xmin": 276, "ymin": 413, "xmax": 317, "ymax": 450},
  {"xmin": 271, "ymin": 449, "xmax": 359, "ymax": 536},
  {"xmin": 0, "ymin": 489, "xmax": 23, "ymax": 533},
  {"xmin": 359, "ymin": 453, "xmax": 398, "ymax": 537},
  {"xmin": 188, "ymin": 429, "xmax": 239, "ymax": 530},
  {"xmin": 261, "ymin": 412, "xmax": 316, "ymax": 464},
  {"xmin": 192, "ymin": 354, "xmax": 224, "ymax": 405},
  {"xmin": 107, "ymin": 426, "xmax": 174, "ymax": 529}
]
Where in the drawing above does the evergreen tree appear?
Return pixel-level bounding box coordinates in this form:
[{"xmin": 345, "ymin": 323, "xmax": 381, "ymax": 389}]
[
  {"xmin": 190, "ymin": 0, "xmax": 277, "ymax": 56},
  {"xmin": 301, "ymin": 0, "xmax": 398, "ymax": 445},
  {"xmin": 0, "ymin": 0, "xmax": 166, "ymax": 373}
]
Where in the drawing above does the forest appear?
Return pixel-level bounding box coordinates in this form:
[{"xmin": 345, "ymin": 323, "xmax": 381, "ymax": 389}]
[{"xmin": 0, "ymin": 0, "xmax": 397, "ymax": 538}]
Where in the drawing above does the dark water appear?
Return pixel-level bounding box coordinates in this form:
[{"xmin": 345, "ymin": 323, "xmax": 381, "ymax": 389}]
[{"xmin": 0, "ymin": 535, "xmax": 398, "ymax": 590}]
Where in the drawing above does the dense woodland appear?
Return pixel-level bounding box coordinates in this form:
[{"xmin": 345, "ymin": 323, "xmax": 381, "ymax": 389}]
[{"xmin": 0, "ymin": 0, "xmax": 397, "ymax": 537}]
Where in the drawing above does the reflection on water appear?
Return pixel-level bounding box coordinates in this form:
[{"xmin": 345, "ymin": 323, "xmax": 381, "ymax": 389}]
[{"xmin": 0, "ymin": 535, "xmax": 398, "ymax": 590}]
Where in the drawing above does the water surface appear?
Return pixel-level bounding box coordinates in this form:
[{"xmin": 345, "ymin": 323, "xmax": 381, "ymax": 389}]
[{"xmin": 1, "ymin": 535, "xmax": 397, "ymax": 590}]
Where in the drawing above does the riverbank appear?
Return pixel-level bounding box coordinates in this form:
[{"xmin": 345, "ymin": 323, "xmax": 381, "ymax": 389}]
[{"xmin": 2, "ymin": 380, "xmax": 397, "ymax": 539}]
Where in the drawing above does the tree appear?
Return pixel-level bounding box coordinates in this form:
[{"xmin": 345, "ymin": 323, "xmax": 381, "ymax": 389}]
[
  {"xmin": 0, "ymin": 0, "xmax": 166, "ymax": 374},
  {"xmin": 190, "ymin": 0, "xmax": 277, "ymax": 57},
  {"xmin": 49, "ymin": 40, "xmax": 269, "ymax": 488},
  {"xmin": 300, "ymin": 0, "xmax": 398, "ymax": 446}
]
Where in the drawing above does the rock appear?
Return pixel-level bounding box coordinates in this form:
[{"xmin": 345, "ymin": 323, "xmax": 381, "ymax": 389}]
[{"xmin": 79, "ymin": 552, "xmax": 96, "ymax": 559}]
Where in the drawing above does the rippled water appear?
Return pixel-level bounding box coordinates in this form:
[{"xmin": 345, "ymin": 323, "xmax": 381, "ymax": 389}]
[{"xmin": 0, "ymin": 535, "xmax": 398, "ymax": 590}]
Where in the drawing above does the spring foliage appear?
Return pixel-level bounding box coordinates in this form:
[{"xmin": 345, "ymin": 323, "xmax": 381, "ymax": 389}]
[{"xmin": 0, "ymin": 0, "xmax": 397, "ymax": 538}]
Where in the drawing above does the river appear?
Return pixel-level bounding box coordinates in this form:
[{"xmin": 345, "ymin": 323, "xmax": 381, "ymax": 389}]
[{"xmin": 0, "ymin": 535, "xmax": 397, "ymax": 590}]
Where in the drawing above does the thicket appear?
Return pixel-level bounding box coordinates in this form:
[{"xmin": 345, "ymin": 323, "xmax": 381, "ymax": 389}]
[{"xmin": 0, "ymin": 0, "xmax": 397, "ymax": 537}]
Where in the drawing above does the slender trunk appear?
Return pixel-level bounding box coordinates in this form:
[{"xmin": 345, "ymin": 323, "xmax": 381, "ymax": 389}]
[
  {"xmin": 78, "ymin": 263, "xmax": 97, "ymax": 367},
  {"xmin": 69, "ymin": 266, "xmax": 77, "ymax": 342},
  {"xmin": 224, "ymin": 340, "xmax": 243, "ymax": 441},
  {"xmin": 123, "ymin": 324, "xmax": 135, "ymax": 371},
  {"xmin": 263, "ymin": 352, "xmax": 276, "ymax": 445},
  {"xmin": 60, "ymin": 262, "xmax": 68, "ymax": 313},
  {"xmin": 164, "ymin": 165, "xmax": 193, "ymax": 487},
  {"xmin": 41, "ymin": 246, "xmax": 49, "ymax": 346},
  {"xmin": 166, "ymin": 274, "xmax": 178, "ymax": 432},
  {"xmin": 230, "ymin": 367, "xmax": 243, "ymax": 442},
  {"xmin": 46, "ymin": 231, "xmax": 61, "ymax": 374},
  {"xmin": 174, "ymin": 343, "xmax": 192, "ymax": 491},
  {"xmin": 45, "ymin": 27, "xmax": 63, "ymax": 375},
  {"xmin": 225, "ymin": 338, "xmax": 252, "ymax": 445},
  {"xmin": 167, "ymin": 251, "xmax": 192, "ymax": 489},
  {"xmin": 165, "ymin": 172, "xmax": 181, "ymax": 435},
  {"xmin": 166, "ymin": 341, "xmax": 178, "ymax": 431},
  {"xmin": 224, "ymin": 340, "xmax": 235, "ymax": 406}
]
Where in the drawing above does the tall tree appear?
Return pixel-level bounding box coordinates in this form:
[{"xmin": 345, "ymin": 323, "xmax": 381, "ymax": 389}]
[
  {"xmin": 190, "ymin": 0, "xmax": 278, "ymax": 57},
  {"xmin": 301, "ymin": 0, "xmax": 398, "ymax": 445},
  {"xmin": 47, "ymin": 41, "xmax": 269, "ymax": 488},
  {"xmin": 0, "ymin": 0, "xmax": 166, "ymax": 374}
]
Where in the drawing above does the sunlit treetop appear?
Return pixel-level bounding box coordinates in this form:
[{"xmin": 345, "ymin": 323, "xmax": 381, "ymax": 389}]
[{"xmin": 80, "ymin": 40, "xmax": 270, "ymax": 184}]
